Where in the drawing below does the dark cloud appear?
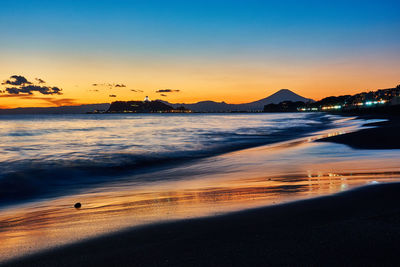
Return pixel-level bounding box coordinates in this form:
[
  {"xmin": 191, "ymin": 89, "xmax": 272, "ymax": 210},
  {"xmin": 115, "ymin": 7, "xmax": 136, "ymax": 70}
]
[
  {"xmin": 92, "ymin": 83, "xmax": 127, "ymax": 88},
  {"xmin": 5, "ymin": 87, "xmax": 20, "ymax": 94},
  {"xmin": 5, "ymin": 85, "xmax": 62, "ymax": 95},
  {"xmin": 1, "ymin": 75, "xmax": 62, "ymax": 96},
  {"xmin": 2, "ymin": 75, "xmax": 32, "ymax": 86},
  {"xmin": 35, "ymin": 78, "xmax": 46, "ymax": 84},
  {"xmin": 109, "ymin": 94, "xmax": 117, "ymax": 97},
  {"xmin": 92, "ymin": 83, "xmax": 112, "ymax": 87},
  {"xmin": 160, "ymin": 94, "xmax": 167, "ymax": 97},
  {"xmin": 156, "ymin": 89, "xmax": 180, "ymax": 93},
  {"xmin": 131, "ymin": 89, "xmax": 144, "ymax": 92}
]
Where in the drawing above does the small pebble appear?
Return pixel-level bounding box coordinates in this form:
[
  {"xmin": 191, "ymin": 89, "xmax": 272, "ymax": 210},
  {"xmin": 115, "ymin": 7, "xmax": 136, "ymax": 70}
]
[{"xmin": 74, "ymin": 202, "xmax": 82, "ymax": 209}]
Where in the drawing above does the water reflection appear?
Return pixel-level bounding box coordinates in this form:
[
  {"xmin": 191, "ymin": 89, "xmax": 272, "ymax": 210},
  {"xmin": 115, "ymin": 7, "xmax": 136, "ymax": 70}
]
[{"xmin": 1, "ymin": 113, "xmax": 352, "ymax": 205}]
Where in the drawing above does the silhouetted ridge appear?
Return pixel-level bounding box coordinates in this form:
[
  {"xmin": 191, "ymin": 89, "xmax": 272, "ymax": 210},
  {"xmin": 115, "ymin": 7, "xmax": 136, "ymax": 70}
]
[
  {"xmin": 163, "ymin": 89, "xmax": 313, "ymax": 112},
  {"xmin": 0, "ymin": 103, "xmax": 110, "ymax": 115},
  {"xmin": 107, "ymin": 100, "xmax": 175, "ymax": 113}
]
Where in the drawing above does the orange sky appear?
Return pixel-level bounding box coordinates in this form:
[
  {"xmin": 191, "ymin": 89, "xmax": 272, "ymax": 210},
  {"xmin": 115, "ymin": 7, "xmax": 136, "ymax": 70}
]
[{"xmin": 1, "ymin": 52, "xmax": 399, "ymax": 109}]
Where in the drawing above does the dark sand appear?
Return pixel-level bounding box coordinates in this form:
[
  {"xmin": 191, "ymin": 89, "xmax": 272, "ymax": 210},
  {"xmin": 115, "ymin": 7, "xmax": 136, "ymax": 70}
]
[
  {"xmin": 5, "ymin": 183, "xmax": 400, "ymax": 267},
  {"xmin": 317, "ymin": 114, "xmax": 400, "ymax": 149}
]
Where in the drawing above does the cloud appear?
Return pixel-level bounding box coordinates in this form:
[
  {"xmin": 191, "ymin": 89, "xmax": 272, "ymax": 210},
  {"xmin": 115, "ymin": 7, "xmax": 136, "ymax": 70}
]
[
  {"xmin": 131, "ymin": 89, "xmax": 144, "ymax": 92},
  {"xmin": 160, "ymin": 94, "xmax": 167, "ymax": 97},
  {"xmin": 156, "ymin": 89, "xmax": 180, "ymax": 93},
  {"xmin": 92, "ymin": 83, "xmax": 112, "ymax": 88},
  {"xmin": 35, "ymin": 78, "xmax": 46, "ymax": 84},
  {"xmin": 109, "ymin": 94, "xmax": 117, "ymax": 97},
  {"xmin": 0, "ymin": 94, "xmax": 30, "ymax": 98},
  {"xmin": 28, "ymin": 97, "xmax": 77, "ymax": 106},
  {"xmin": 5, "ymin": 85, "xmax": 62, "ymax": 95},
  {"xmin": 92, "ymin": 83, "xmax": 127, "ymax": 88},
  {"xmin": 2, "ymin": 75, "xmax": 32, "ymax": 86},
  {"xmin": 43, "ymin": 98, "xmax": 77, "ymax": 106},
  {"xmin": 1, "ymin": 75, "xmax": 62, "ymax": 95},
  {"xmin": 0, "ymin": 94, "xmax": 77, "ymax": 106}
]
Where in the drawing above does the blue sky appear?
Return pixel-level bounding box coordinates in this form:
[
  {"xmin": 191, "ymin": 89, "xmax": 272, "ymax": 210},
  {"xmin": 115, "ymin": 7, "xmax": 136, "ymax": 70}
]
[{"xmin": 2, "ymin": 0, "xmax": 399, "ymax": 56}]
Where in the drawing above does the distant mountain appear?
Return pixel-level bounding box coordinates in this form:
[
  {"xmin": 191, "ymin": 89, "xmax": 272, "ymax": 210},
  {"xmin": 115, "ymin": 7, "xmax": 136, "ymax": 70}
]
[
  {"xmin": 0, "ymin": 103, "xmax": 110, "ymax": 115},
  {"xmin": 241, "ymin": 89, "xmax": 314, "ymax": 110},
  {"xmin": 165, "ymin": 100, "xmax": 235, "ymax": 113},
  {"xmin": 164, "ymin": 89, "xmax": 313, "ymax": 112}
]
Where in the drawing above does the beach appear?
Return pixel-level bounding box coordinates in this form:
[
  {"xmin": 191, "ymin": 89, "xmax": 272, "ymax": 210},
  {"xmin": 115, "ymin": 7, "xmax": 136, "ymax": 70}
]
[
  {"xmin": 0, "ymin": 113, "xmax": 399, "ymax": 266},
  {"xmin": 317, "ymin": 113, "xmax": 400, "ymax": 149},
  {"xmin": 5, "ymin": 182, "xmax": 400, "ymax": 266}
]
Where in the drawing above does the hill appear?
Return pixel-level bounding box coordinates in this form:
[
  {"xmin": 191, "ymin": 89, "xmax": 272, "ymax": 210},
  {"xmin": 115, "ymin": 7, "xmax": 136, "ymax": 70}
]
[
  {"xmin": 164, "ymin": 89, "xmax": 313, "ymax": 112},
  {"xmin": 107, "ymin": 100, "xmax": 177, "ymax": 113},
  {"xmin": 0, "ymin": 103, "xmax": 110, "ymax": 115}
]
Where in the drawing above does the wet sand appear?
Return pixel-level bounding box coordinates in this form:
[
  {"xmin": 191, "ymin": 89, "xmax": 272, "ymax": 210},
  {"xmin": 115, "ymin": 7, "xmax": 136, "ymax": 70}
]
[
  {"xmin": 318, "ymin": 114, "xmax": 400, "ymax": 149},
  {"xmin": 5, "ymin": 182, "xmax": 400, "ymax": 266}
]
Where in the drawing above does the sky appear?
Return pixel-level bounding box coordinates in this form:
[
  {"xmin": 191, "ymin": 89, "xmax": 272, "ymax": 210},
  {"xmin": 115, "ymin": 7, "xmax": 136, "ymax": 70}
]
[{"xmin": 0, "ymin": 0, "xmax": 399, "ymax": 108}]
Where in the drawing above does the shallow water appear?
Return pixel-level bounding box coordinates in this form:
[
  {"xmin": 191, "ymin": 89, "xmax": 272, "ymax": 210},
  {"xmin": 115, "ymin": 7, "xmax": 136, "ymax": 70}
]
[
  {"xmin": 1, "ymin": 113, "xmax": 400, "ymax": 262},
  {"xmin": 0, "ymin": 112, "xmax": 336, "ymax": 205}
]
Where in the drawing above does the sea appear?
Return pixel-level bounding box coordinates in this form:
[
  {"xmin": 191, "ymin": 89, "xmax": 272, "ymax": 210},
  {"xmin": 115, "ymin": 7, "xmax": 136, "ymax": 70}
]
[{"xmin": 1, "ymin": 112, "xmax": 400, "ymax": 262}]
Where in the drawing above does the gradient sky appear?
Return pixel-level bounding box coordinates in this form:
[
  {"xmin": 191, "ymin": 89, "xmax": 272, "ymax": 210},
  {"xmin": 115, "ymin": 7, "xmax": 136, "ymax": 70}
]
[{"xmin": 0, "ymin": 0, "xmax": 399, "ymax": 108}]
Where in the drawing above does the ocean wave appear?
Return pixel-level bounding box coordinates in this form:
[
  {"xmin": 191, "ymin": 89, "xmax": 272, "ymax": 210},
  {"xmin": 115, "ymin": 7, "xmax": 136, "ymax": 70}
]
[{"xmin": 0, "ymin": 113, "xmax": 341, "ymax": 206}]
